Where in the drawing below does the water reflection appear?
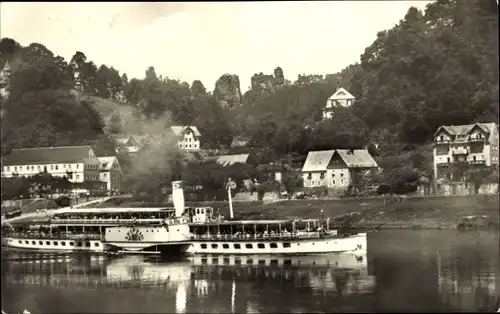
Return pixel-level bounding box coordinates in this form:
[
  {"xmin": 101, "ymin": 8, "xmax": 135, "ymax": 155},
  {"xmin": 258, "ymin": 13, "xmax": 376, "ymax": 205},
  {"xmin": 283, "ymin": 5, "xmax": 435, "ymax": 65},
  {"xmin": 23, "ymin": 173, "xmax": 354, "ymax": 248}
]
[{"xmin": 1, "ymin": 230, "xmax": 499, "ymax": 313}]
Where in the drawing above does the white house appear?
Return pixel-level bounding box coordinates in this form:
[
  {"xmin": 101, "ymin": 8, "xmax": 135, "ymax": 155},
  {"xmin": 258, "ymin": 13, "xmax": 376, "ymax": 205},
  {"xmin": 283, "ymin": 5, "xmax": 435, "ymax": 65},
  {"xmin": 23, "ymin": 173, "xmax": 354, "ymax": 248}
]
[
  {"xmin": 1, "ymin": 146, "xmax": 101, "ymax": 184},
  {"xmin": 433, "ymin": 122, "xmax": 499, "ymax": 180},
  {"xmin": 322, "ymin": 87, "xmax": 356, "ymax": 120},
  {"xmin": 98, "ymin": 156, "xmax": 123, "ymax": 192},
  {"xmin": 302, "ymin": 149, "xmax": 378, "ymax": 189},
  {"xmin": 169, "ymin": 126, "xmax": 201, "ymax": 151}
]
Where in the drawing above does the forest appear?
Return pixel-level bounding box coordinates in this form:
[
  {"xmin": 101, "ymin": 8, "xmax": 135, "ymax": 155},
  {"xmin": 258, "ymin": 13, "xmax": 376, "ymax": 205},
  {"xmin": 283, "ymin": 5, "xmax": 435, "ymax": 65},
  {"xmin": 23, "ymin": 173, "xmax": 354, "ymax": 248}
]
[{"xmin": 0, "ymin": 0, "xmax": 498, "ymax": 197}]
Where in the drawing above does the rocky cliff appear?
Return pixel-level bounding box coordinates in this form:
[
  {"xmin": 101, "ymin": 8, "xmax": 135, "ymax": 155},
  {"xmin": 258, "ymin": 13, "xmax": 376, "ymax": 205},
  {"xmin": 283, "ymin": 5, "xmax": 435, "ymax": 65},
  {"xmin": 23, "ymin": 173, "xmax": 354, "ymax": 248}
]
[{"xmin": 213, "ymin": 74, "xmax": 242, "ymax": 109}]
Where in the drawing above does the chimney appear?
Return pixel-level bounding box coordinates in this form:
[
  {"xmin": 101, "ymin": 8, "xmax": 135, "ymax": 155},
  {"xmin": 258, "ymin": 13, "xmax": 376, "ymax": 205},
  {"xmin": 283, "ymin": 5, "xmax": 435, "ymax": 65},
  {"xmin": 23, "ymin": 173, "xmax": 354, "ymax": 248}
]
[{"xmin": 172, "ymin": 181, "xmax": 185, "ymax": 217}]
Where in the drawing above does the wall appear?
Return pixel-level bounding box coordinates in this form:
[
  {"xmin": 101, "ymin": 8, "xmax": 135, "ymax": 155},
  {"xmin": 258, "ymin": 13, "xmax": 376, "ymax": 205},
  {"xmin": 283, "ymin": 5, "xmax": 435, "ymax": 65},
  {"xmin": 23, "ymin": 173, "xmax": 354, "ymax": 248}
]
[
  {"xmin": 302, "ymin": 171, "xmax": 327, "ymax": 188},
  {"xmin": 2, "ymin": 162, "xmax": 86, "ymax": 183}
]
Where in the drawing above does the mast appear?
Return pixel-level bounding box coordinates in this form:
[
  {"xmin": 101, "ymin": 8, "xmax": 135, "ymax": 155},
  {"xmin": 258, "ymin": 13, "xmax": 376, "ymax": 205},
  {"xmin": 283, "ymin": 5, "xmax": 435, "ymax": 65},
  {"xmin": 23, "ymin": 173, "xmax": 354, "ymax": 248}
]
[{"xmin": 226, "ymin": 178, "xmax": 236, "ymax": 219}]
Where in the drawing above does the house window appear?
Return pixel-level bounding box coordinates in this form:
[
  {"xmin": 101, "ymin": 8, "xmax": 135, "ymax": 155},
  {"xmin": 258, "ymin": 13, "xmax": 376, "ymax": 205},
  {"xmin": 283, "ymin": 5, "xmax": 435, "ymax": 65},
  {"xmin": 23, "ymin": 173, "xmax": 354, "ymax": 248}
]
[
  {"xmin": 447, "ymin": 157, "xmax": 450, "ymax": 163},
  {"xmin": 341, "ymin": 179, "xmax": 344, "ymax": 184},
  {"xmin": 307, "ymin": 173, "xmax": 311, "ymax": 180},
  {"xmin": 332, "ymin": 180, "xmax": 336, "ymax": 185},
  {"xmin": 14, "ymin": 167, "xmax": 17, "ymax": 171},
  {"xmin": 440, "ymin": 136, "xmax": 444, "ymax": 141},
  {"xmin": 50, "ymin": 165, "xmax": 54, "ymax": 170},
  {"xmin": 340, "ymin": 173, "xmax": 344, "ymax": 177},
  {"xmin": 320, "ymin": 173, "xmax": 325, "ymax": 179},
  {"xmin": 55, "ymin": 165, "xmax": 58, "ymax": 170},
  {"xmin": 6, "ymin": 167, "xmax": 9, "ymax": 171},
  {"xmin": 331, "ymin": 173, "xmax": 335, "ymax": 178}
]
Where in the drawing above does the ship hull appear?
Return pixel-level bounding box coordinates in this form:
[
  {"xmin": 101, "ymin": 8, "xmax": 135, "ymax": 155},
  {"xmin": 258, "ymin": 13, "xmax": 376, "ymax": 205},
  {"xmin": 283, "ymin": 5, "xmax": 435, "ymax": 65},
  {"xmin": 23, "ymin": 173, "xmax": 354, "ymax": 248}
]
[{"xmin": 186, "ymin": 233, "xmax": 367, "ymax": 255}]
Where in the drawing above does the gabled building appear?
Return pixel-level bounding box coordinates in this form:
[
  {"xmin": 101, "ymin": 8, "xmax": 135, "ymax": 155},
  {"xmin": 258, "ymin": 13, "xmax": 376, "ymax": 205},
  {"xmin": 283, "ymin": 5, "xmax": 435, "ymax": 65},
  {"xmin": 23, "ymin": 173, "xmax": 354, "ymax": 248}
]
[
  {"xmin": 322, "ymin": 87, "xmax": 356, "ymax": 120},
  {"xmin": 169, "ymin": 126, "xmax": 201, "ymax": 151},
  {"xmin": 113, "ymin": 135, "xmax": 141, "ymax": 157},
  {"xmin": 1, "ymin": 146, "xmax": 101, "ymax": 183},
  {"xmin": 301, "ymin": 149, "xmax": 378, "ymax": 189},
  {"xmin": 433, "ymin": 122, "xmax": 499, "ymax": 180},
  {"xmin": 98, "ymin": 156, "xmax": 123, "ymax": 192}
]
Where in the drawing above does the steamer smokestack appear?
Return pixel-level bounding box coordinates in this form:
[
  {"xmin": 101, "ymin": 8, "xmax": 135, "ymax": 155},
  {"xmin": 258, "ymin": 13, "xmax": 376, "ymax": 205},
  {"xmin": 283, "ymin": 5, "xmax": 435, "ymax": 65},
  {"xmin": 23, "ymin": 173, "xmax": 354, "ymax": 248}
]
[{"xmin": 172, "ymin": 181, "xmax": 185, "ymax": 217}]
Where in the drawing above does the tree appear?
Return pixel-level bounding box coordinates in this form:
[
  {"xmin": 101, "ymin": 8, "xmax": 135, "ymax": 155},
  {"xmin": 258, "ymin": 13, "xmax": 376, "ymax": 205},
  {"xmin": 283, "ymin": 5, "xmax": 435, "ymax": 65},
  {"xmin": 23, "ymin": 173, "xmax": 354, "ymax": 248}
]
[{"xmin": 191, "ymin": 80, "xmax": 206, "ymax": 96}]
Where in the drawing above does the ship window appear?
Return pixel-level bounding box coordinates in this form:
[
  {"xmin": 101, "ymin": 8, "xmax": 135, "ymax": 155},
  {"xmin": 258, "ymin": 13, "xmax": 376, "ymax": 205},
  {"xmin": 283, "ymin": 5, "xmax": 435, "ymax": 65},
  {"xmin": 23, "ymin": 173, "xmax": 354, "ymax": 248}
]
[
  {"xmin": 245, "ymin": 243, "xmax": 253, "ymax": 249},
  {"xmin": 257, "ymin": 243, "xmax": 265, "ymax": 249},
  {"xmin": 270, "ymin": 259, "xmax": 278, "ymax": 265},
  {"xmin": 25, "ymin": 240, "xmax": 29, "ymax": 244},
  {"xmin": 258, "ymin": 260, "xmax": 265, "ymax": 264},
  {"xmin": 201, "ymin": 244, "xmax": 207, "ymax": 249},
  {"xmin": 270, "ymin": 243, "xmax": 278, "ymax": 248},
  {"xmin": 223, "ymin": 257, "xmax": 230, "ymax": 264},
  {"xmin": 94, "ymin": 243, "xmax": 99, "ymax": 247},
  {"xmin": 18, "ymin": 240, "xmax": 22, "ymax": 244},
  {"xmin": 39, "ymin": 241, "xmax": 43, "ymax": 245},
  {"xmin": 222, "ymin": 244, "xmax": 230, "ymax": 249},
  {"xmin": 31, "ymin": 241, "xmax": 36, "ymax": 245},
  {"xmin": 85, "ymin": 242, "xmax": 91, "ymax": 247},
  {"xmin": 234, "ymin": 244, "xmax": 241, "ymax": 249},
  {"xmin": 69, "ymin": 242, "xmax": 74, "ymax": 246},
  {"xmin": 246, "ymin": 259, "xmax": 253, "ymax": 264},
  {"xmin": 211, "ymin": 244, "xmax": 218, "ymax": 249},
  {"xmin": 76, "ymin": 242, "xmax": 82, "ymax": 247},
  {"xmin": 53, "ymin": 241, "xmax": 58, "ymax": 246},
  {"xmin": 61, "ymin": 242, "xmax": 66, "ymax": 246},
  {"xmin": 46, "ymin": 241, "xmax": 50, "ymax": 245},
  {"xmin": 283, "ymin": 242, "xmax": 291, "ymax": 248}
]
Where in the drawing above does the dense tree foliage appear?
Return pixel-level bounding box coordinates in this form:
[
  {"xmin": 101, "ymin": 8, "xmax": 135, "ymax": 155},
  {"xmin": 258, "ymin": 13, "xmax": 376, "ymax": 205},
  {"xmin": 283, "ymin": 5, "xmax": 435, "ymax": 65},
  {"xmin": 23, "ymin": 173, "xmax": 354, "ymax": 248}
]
[{"xmin": 1, "ymin": 0, "xmax": 497, "ymax": 196}]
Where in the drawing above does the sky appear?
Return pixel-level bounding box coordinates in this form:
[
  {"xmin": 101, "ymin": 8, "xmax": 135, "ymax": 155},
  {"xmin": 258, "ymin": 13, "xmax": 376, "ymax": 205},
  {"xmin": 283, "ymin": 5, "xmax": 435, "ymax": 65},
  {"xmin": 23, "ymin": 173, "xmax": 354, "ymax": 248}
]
[{"xmin": 1, "ymin": 1, "xmax": 432, "ymax": 92}]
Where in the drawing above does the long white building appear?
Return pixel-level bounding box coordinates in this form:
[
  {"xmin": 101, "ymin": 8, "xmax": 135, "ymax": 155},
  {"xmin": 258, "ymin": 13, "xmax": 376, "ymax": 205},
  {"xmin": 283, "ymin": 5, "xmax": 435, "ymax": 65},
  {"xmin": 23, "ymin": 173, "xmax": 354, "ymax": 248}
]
[{"xmin": 1, "ymin": 146, "xmax": 101, "ymax": 184}]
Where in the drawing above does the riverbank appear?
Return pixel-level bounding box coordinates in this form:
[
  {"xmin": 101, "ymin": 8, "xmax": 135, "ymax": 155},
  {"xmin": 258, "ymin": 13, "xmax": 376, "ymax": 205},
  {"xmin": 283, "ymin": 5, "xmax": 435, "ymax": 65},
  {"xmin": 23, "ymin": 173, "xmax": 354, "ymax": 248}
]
[
  {"xmin": 3, "ymin": 194, "xmax": 498, "ymax": 230},
  {"xmin": 190, "ymin": 194, "xmax": 499, "ymax": 230}
]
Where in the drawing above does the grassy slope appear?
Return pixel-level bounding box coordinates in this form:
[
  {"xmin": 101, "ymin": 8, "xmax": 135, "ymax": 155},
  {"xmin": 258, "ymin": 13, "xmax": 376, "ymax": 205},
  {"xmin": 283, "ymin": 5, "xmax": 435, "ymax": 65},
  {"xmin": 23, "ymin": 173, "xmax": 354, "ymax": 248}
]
[{"xmin": 187, "ymin": 195, "xmax": 499, "ymax": 228}]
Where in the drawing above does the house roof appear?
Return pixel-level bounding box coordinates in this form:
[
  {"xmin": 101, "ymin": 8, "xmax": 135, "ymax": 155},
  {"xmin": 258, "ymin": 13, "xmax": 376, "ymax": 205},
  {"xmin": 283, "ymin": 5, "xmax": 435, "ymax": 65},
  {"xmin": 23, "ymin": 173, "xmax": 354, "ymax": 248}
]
[
  {"xmin": 328, "ymin": 87, "xmax": 355, "ymax": 100},
  {"xmin": 170, "ymin": 126, "xmax": 201, "ymax": 137},
  {"xmin": 230, "ymin": 136, "xmax": 250, "ymax": 148},
  {"xmin": 335, "ymin": 149, "xmax": 378, "ymax": 168},
  {"xmin": 302, "ymin": 149, "xmax": 377, "ymax": 172},
  {"xmin": 435, "ymin": 123, "xmax": 496, "ymax": 137},
  {"xmin": 3, "ymin": 146, "xmax": 93, "ymax": 166},
  {"xmin": 216, "ymin": 154, "xmax": 250, "ymax": 166},
  {"xmin": 302, "ymin": 150, "xmax": 336, "ymax": 172},
  {"xmin": 98, "ymin": 156, "xmax": 118, "ymax": 171}
]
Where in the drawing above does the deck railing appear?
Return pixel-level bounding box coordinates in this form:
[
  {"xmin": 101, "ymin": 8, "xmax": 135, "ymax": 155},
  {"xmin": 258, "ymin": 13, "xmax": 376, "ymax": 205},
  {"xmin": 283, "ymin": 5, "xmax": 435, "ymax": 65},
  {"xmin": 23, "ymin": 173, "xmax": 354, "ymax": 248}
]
[
  {"xmin": 50, "ymin": 218, "xmax": 164, "ymax": 225},
  {"xmin": 3, "ymin": 232, "xmax": 103, "ymax": 240},
  {"xmin": 190, "ymin": 231, "xmax": 341, "ymax": 241}
]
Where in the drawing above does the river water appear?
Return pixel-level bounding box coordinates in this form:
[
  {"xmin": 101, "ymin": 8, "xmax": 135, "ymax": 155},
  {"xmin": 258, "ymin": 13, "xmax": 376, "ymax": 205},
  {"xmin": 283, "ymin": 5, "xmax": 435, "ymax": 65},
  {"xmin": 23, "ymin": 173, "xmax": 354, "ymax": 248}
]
[{"xmin": 1, "ymin": 230, "xmax": 499, "ymax": 313}]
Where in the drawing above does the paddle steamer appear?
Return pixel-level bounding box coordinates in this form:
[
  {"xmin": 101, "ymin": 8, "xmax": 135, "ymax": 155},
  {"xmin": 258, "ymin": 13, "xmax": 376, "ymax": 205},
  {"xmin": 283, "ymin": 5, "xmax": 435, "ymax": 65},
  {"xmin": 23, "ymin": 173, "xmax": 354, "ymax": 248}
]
[
  {"xmin": 2, "ymin": 180, "xmax": 368, "ymax": 255},
  {"xmin": 1, "ymin": 182, "xmax": 193, "ymax": 255}
]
